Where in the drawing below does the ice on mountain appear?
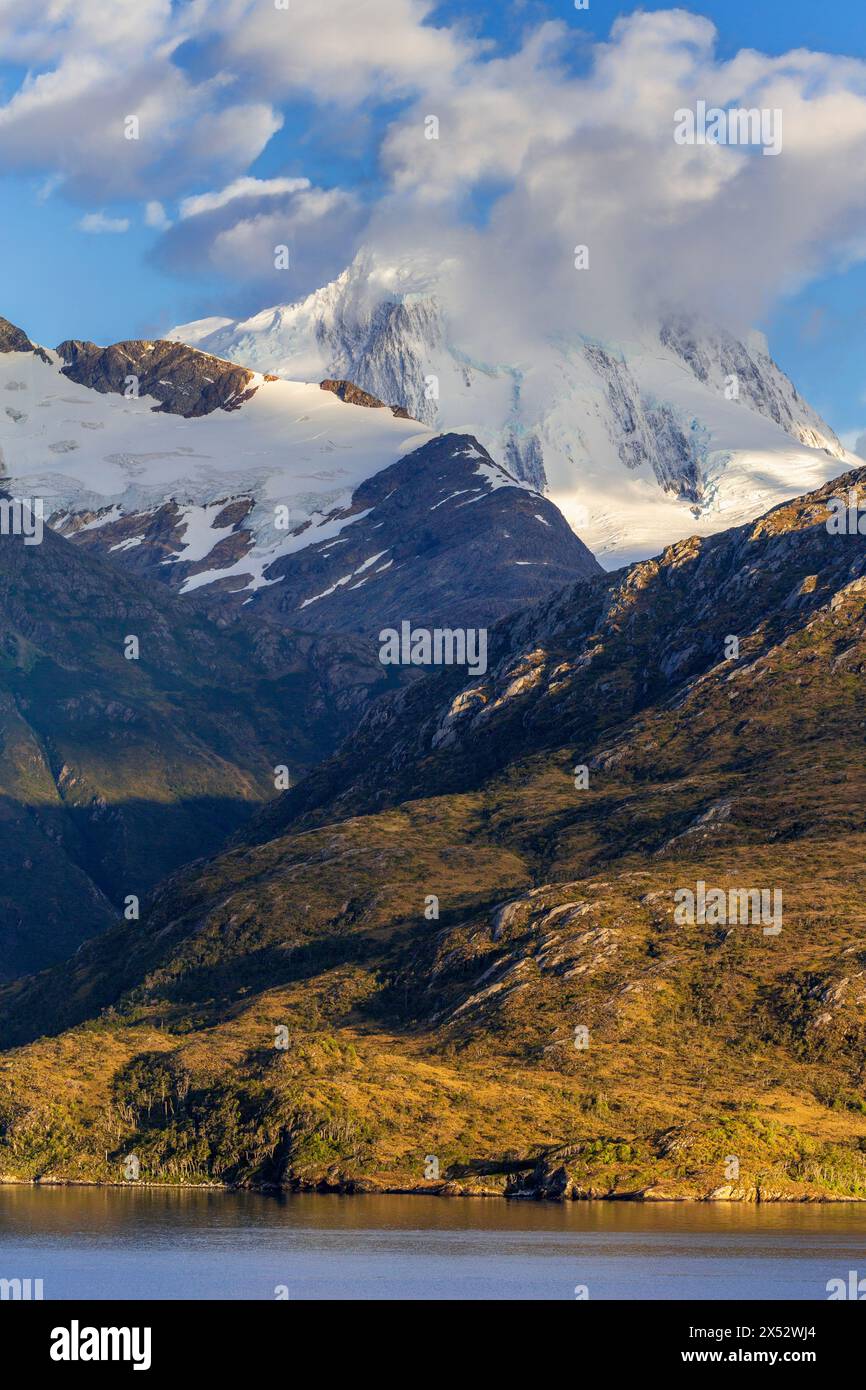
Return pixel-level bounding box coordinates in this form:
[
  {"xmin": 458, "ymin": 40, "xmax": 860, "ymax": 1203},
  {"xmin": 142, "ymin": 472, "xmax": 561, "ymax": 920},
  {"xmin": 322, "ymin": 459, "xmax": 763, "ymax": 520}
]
[{"xmin": 170, "ymin": 248, "xmax": 849, "ymax": 568}]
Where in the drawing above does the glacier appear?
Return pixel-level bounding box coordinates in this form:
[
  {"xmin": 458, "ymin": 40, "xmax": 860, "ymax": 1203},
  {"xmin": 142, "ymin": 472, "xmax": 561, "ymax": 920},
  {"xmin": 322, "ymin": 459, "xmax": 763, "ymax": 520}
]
[{"xmin": 170, "ymin": 248, "xmax": 854, "ymax": 568}]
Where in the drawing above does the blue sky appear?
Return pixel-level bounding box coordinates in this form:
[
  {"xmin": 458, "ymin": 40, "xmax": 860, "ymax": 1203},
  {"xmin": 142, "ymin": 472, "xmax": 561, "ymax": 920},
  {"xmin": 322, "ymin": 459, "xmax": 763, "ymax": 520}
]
[{"xmin": 0, "ymin": 0, "xmax": 864, "ymax": 440}]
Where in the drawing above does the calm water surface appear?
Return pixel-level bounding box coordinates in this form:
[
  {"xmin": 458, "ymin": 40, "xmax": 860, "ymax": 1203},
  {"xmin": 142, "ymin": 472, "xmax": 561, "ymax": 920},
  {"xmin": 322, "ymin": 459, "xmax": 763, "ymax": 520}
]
[{"xmin": 2, "ymin": 1187, "xmax": 866, "ymax": 1300}]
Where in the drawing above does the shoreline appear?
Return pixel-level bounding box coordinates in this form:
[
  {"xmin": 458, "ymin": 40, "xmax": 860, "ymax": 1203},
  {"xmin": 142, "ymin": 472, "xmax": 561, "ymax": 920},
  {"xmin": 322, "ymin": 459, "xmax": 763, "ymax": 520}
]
[{"xmin": 1, "ymin": 1176, "xmax": 864, "ymax": 1203}]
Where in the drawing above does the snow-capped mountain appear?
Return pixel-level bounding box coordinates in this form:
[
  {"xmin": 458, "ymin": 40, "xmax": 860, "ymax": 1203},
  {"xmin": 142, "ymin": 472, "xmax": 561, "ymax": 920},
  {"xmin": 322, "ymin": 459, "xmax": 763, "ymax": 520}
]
[
  {"xmin": 0, "ymin": 318, "xmax": 600, "ymax": 636},
  {"xmin": 170, "ymin": 250, "xmax": 851, "ymax": 567}
]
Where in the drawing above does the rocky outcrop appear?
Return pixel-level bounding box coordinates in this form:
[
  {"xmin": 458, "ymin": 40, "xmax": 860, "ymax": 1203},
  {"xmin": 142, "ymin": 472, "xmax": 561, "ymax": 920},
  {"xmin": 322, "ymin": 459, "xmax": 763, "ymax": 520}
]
[
  {"xmin": 56, "ymin": 338, "xmax": 258, "ymax": 417},
  {"xmin": 320, "ymin": 378, "xmax": 413, "ymax": 418},
  {"xmin": 0, "ymin": 315, "xmax": 51, "ymax": 363}
]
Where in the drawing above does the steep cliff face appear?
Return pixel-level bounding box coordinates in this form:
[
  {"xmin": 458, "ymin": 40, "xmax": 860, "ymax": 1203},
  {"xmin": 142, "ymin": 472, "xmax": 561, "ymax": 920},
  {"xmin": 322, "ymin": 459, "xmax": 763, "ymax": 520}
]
[
  {"xmin": 658, "ymin": 319, "xmax": 832, "ymax": 451},
  {"xmin": 171, "ymin": 250, "xmax": 849, "ymax": 567}
]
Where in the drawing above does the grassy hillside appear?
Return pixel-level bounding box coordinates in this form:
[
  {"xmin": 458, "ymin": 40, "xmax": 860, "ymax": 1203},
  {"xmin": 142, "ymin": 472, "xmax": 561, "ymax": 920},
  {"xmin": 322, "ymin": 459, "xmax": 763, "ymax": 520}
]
[{"xmin": 2, "ymin": 469, "xmax": 866, "ymax": 1199}]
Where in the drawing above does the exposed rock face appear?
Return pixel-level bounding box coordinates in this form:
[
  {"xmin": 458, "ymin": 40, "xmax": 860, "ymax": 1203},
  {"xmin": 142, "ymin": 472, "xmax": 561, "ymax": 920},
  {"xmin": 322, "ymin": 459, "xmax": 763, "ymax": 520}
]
[
  {"xmin": 314, "ymin": 290, "xmax": 442, "ymax": 425},
  {"xmin": 63, "ymin": 497, "xmax": 258, "ymax": 589},
  {"xmin": 0, "ymin": 315, "xmax": 51, "ymax": 363},
  {"xmin": 320, "ymin": 378, "xmax": 413, "ymax": 418},
  {"xmin": 582, "ymin": 341, "xmax": 705, "ymax": 499},
  {"xmin": 659, "ymin": 317, "xmax": 832, "ymax": 452},
  {"xmin": 56, "ymin": 338, "xmax": 258, "ymax": 417}
]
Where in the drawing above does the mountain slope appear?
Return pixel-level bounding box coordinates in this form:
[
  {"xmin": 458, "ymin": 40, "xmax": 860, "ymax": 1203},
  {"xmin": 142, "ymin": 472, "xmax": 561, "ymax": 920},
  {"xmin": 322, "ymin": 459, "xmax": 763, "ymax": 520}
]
[
  {"xmin": 0, "ymin": 515, "xmax": 394, "ymax": 979},
  {"xmin": 171, "ymin": 249, "xmax": 851, "ymax": 567},
  {"xmin": 233, "ymin": 433, "xmax": 600, "ymax": 636},
  {"xmin": 250, "ymin": 464, "xmax": 866, "ymax": 835},
  {"xmin": 0, "ymin": 319, "xmax": 600, "ymax": 633},
  {"xmin": 2, "ymin": 465, "xmax": 866, "ymax": 1199}
]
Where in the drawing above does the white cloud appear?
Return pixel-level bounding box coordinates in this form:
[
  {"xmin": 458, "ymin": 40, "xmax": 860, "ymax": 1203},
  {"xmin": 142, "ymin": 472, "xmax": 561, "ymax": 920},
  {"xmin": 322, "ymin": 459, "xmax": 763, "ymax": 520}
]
[
  {"xmin": 0, "ymin": 0, "xmax": 177, "ymax": 64},
  {"xmin": 153, "ymin": 177, "xmax": 364, "ymax": 300},
  {"xmin": 2, "ymin": 0, "xmax": 866, "ymax": 361},
  {"xmin": 0, "ymin": 1, "xmax": 281, "ymax": 202},
  {"xmin": 36, "ymin": 173, "xmax": 63, "ymax": 203},
  {"xmin": 78, "ymin": 211, "xmax": 130, "ymax": 234},
  {"xmin": 0, "ymin": 54, "xmax": 282, "ymax": 201},
  {"xmin": 370, "ymin": 10, "xmax": 866, "ymax": 350},
  {"xmin": 179, "ymin": 176, "xmax": 311, "ymax": 220},
  {"xmin": 145, "ymin": 200, "xmax": 171, "ymax": 229},
  {"xmin": 209, "ymin": 0, "xmax": 475, "ymax": 105},
  {"xmin": 0, "ymin": 0, "xmax": 473, "ymax": 206}
]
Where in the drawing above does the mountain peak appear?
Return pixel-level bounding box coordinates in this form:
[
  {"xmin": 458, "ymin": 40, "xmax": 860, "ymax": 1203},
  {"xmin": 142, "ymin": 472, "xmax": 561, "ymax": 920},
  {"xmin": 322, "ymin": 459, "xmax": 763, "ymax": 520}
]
[{"xmin": 171, "ymin": 252, "xmax": 848, "ymax": 568}]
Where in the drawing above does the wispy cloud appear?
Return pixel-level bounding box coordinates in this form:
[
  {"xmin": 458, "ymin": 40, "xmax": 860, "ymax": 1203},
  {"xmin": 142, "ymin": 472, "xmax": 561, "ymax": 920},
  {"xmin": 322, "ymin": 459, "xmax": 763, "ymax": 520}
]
[
  {"xmin": 178, "ymin": 177, "xmax": 311, "ymax": 221},
  {"xmin": 78, "ymin": 211, "xmax": 130, "ymax": 234}
]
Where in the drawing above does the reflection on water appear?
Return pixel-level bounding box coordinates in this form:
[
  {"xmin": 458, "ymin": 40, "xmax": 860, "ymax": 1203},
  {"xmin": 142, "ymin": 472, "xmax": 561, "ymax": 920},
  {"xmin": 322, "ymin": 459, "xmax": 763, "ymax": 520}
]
[{"xmin": 1, "ymin": 1186, "xmax": 866, "ymax": 1300}]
